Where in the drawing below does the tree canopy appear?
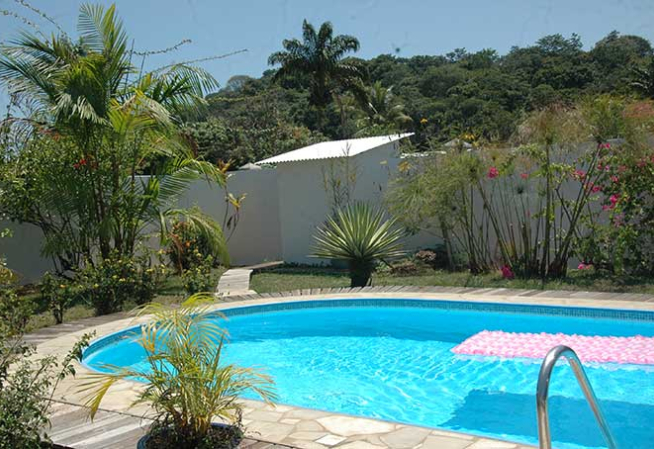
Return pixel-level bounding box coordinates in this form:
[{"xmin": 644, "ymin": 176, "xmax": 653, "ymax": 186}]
[{"xmin": 191, "ymin": 28, "xmax": 654, "ymax": 165}]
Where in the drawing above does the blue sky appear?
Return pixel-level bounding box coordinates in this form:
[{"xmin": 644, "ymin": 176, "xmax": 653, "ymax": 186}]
[{"xmin": 1, "ymin": 0, "xmax": 654, "ymax": 109}]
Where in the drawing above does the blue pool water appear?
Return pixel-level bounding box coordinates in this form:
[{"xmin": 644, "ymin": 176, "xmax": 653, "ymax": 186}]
[{"xmin": 83, "ymin": 299, "xmax": 654, "ymax": 448}]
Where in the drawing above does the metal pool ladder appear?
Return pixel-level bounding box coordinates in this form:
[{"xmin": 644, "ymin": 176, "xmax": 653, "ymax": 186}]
[{"xmin": 536, "ymin": 345, "xmax": 618, "ymax": 449}]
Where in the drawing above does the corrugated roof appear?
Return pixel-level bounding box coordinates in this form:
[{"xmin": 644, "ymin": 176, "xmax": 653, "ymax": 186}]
[{"xmin": 255, "ymin": 133, "xmax": 413, "ymax": 165}]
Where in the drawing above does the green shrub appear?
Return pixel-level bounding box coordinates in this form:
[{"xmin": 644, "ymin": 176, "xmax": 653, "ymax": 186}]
[
  {"xmin": 77, "ymin": 252, "xmax": 168, "ymax": 316},
  {"xmin": 41, "ymin": 273, "xmax": 79, "ymax": 324},
  {"xmin": 167, "ymin": 220, "xmax": 216, "ymax": 274},
  {"xmin": 182, "ymin": 251, "xmax": 216, "ymax": 295},
  {"xmin": 0, "ymin": 287, "xmax": 93, "ymax": 448},
  {"xmin": 0, "ymin": 289, "xmax": 32, "ymax": 337}
]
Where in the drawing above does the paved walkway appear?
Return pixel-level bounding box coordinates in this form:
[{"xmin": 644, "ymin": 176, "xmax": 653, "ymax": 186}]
[
  {"xmin": 216, "ymin": 268, "xmax": 256, "ymax": 296},
  {"xmin": 29, "ymin": 285, "xmax": 654, "ymax": 449},
  {"xmin": 216, "ymin": 261, "xmax": 282, "ymax": 297}
]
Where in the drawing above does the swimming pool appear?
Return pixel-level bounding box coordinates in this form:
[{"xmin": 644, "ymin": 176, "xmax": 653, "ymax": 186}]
[{"xmin": 83, "ymin": 299, "xmax": 654, "ymax": 449}]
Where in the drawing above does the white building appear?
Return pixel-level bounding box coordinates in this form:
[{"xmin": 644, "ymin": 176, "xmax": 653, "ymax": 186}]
[{"xmin": 256, "ymin": 133, "xmax": 413, "ymax": 264}]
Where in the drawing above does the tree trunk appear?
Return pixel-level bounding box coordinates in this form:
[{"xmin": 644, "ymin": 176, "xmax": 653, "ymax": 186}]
[{"xmin": 349, "ymin": 260, "xmax": 372, "ymax": 287}]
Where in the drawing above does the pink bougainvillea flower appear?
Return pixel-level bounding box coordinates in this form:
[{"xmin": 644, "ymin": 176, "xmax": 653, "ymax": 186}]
[
  {"xmin": 500, "ymin": 265, "xmax": 515, "ymax": 280},
  {"xmin": 610, "ymin": 194, "xmax": 619, "ymax": 205},
  {"xmin": 591, "ymin": 184, "xmax": 602, "ymax": 193},
  {"xmin": 488, "ymin": 167, "xmax": 499, "ymax": 179},
  {"xmin": 577, "ymin": 263, "xmax": 592, "ymax": 270},
  {"xmin": 520, "ymin": 173, "xmax": 529, "ymax": 179}
]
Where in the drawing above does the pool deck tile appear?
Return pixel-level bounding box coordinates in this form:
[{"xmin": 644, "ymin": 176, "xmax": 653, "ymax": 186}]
[{"xmin": 29, "ymin": 284, "xmax": 654, "ymax": 448}]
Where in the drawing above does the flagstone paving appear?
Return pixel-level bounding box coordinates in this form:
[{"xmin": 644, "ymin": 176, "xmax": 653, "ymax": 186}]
[{"xmin": 29, "ymin": 285, "xmax": 654, "ymax": 448}]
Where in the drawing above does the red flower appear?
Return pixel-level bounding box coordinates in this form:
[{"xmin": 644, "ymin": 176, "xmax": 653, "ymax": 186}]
[
  {"xmin": 520, "ymin": 173, "xmax": 529, "ymax": 179},
  {"xmin": 500, "ymin": 265, "xmax": 515, "ymax": 280},
  {"xmin": 488, "ymin": 167, "xmax": 499, "ymax": 179},
  {"xmin": 591, "ymin": 184, "xmax": 602, "ymax": 193}
]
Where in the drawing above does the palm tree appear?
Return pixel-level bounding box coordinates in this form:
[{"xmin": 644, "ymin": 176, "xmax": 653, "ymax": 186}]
[
  {"xmin": 82, "ymin": 294, "xmax": 276, "ymax": 447},
  {"xmin": 268, "ymin": 20, "xmax": 363, "ymax": 130},
  {"xmin": 632, "ymin": 57, "xmax": 654, "ymax": 98},
  {"xmin": 355, "ymin": 81, "xmax": 412, "ymax": 136},
  {"xmin": 311, "ymin": 202, "xmax": 405, "ymax": 287},
  {"xmin": 0, "ymin": 4, "xmax": 229, "ymax": 271}
]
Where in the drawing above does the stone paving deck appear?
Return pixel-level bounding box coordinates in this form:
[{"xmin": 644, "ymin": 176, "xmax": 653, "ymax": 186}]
[{"xmin": 29, "ymin": 285, "xmax": 654, "ymax": 449}]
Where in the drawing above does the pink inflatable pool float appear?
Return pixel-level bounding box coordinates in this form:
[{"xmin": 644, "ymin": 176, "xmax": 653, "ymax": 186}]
[{"xmin": 452, "ymin": 330, "xmax": 654, "ymax": 365}]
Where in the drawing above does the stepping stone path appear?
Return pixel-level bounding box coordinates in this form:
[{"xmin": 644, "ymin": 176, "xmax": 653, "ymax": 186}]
[
  {"xmin": 216, "ymin": 268, "xmax": 256, "ymax": 297},
  {"xmin": 216, "ymin": 261, "xmax": 283, "ymax": 297}
]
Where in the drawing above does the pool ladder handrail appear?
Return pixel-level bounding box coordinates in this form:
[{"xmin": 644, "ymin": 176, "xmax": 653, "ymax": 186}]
[{"xmin": 536, "ymin": 345, "xmax": 618, "ymax": 449}]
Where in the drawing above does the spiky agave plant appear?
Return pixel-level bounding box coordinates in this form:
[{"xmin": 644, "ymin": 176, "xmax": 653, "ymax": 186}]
[
  {"xmin": 81, "ymin": 294, "xmax": 276, "ymax": 448},
  {"xmin": 311, "ymin": 203, "xmax": 405, "ymax": 287}
]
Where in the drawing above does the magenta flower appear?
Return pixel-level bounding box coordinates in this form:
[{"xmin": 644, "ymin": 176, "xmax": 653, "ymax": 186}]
[
  {"xmin": 500, "ymin": 265, "xmax": 515, "ymax": 280},
  {"xmin": 488, "ymin": 167, "xmax": 499, "ymax": 179},
  {"xmin": 577, "ymin": 263, "xmax": 592, "ymax": 270}
]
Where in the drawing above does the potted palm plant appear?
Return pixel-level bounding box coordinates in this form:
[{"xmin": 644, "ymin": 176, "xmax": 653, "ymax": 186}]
[
  {"xmin": 82, "ymin": 294, "xmax": 276, "ymax": 449},
  {"xmin": 311, "ymin": 202, "xmax": 405, "ymax": 287}
]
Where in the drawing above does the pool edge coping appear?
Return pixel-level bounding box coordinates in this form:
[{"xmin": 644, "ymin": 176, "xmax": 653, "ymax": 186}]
[{"xmin": 36, "ymin": 287, "xmax": 654, "ymax": 448}]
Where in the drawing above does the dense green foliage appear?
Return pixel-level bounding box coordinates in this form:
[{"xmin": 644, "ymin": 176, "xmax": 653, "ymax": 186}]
[
  {"xmin": 0, "ymin": 4, "xmax": 230, "ymax": 275},
  {"xmin": 190, "ymin": 29, "xmax": 654, "ymax": 165},
  {"xmin": 0, "ymin": 256, "xmax": 92, "ymax": 448},
  {"xmin": 387, "ymin": 97, "xmax": 654, "ymax": 278}
]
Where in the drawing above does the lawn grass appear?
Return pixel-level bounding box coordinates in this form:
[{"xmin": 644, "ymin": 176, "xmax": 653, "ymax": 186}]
[
  {"xmin": 250, "ymin": 265, "xmax": 654, "ymax": 295},
  {"xmin": 21, "ymin": 267, "xmax": 226, "ymax": 333}
]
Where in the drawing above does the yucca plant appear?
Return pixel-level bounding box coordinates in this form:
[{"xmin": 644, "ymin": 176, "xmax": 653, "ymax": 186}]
[
  {"xmin": 81, "ymin": 294, "xmax": 276, "ymax": 449},
  {"xmin": 311, "ymin": 203, "xmax": 405, "ymax": 287}
]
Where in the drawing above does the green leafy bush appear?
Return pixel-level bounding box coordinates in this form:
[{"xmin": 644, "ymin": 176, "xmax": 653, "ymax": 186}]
[
  {"xmin": 77, "ymin": 252, "xmax": 167, "ymax": 316},
  {"xmin": 0, "ymin": 289, "xmax": 32, "ymax": 337},
  {"xmin": 41, "ymin": 273, "xmax": 79, "ymax": 325},
  {"xmin": 0, "ymin": 286, "xmax": 93, "ymax": 448},
  {"xmin": 167, "ymin": 220, "xmax": 216, "ymax": 274},
  {"xmin": 182, "ymin": 251, "xmax": 217, "ymax": 295}
]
